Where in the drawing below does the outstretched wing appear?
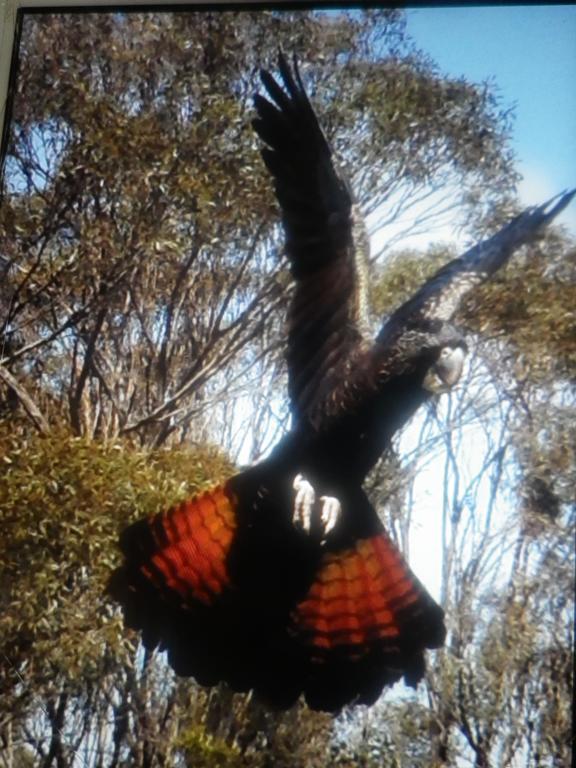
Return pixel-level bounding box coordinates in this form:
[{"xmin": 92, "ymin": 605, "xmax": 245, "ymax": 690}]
[
  {"xmin": 377, "ymin": 190, "xmax": 576, "ymax": 346},
  {"xmin": 253, "ymin": 53, "xmax": 371, "ymax": 427},
  {"xmin": 306, "ymin": 189, "xmax": 575, "ymax": 445}
]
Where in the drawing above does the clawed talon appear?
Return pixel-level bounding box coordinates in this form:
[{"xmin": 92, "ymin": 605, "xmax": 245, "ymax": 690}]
[
  {"xmin": 292, "ymin": 474, "xmax": 341, "ymax": 542},
  {"xmin": 319, "ymin": 496, "xmax": 341, "ymax": 538},
  {"xmin": 293, "ymin": 473, "xmax": 315, "ymax": 533}
]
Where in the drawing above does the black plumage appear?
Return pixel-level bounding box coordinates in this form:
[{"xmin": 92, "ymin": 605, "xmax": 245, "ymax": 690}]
[{"xmin": 109, "ymin": 52, "xmax": 574, "ymax": 711}]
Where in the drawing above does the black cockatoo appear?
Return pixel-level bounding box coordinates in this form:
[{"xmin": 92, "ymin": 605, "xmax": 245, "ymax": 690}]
[{"xmin": 109, "ymin": 53, "xmax": 574, "ymax": 712}]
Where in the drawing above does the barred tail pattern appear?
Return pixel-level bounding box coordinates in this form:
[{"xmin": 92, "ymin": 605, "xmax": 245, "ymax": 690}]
[
  {"xmin": 290, "ymin": 532, "xmax": 445, "ymax": 663},
  {"xmin": 110, "ymin": 481, "xmax": 445, "ymax": 710},
  {"xmin": 112, "ymin": 484, "xmax": 238, "ymax": 611}
]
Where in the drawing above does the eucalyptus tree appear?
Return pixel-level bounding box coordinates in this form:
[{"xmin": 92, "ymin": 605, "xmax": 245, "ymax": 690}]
[{"xmin": 2, "ymin": 8, "xmax": 567, "ymax": 768}]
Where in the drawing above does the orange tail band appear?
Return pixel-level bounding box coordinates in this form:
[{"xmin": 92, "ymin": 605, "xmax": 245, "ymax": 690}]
[
  {"xmin": 290, "ymin": 532, "xmax": 441, "ymax": 661},
  {"xmin": 130, "ymin": 484, "xmax": 238, "ymax": 606}
]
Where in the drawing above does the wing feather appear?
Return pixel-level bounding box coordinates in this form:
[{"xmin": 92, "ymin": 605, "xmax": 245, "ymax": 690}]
[
  {"xmin": 254, "ymin": 53, "xmax": 370, "ymax": 425},
  {"xmin": 255, "ymin": 54, "xmax": 574, "ymax": 434},
  {"xmin": 378, "ymin": 189, "xmax": 576, "ymax": 344},
  {"xmin": 316, "ymin": 189, "xmax": 576, "ymax": 439}
]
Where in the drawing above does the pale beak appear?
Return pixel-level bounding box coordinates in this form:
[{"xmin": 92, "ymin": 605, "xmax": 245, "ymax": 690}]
[{"xmin": 423, "ymin": 346, "xmax": 466, "ymax": 393}]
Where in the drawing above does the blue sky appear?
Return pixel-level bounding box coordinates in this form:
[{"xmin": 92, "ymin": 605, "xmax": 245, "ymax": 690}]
[{"xmin": 406, "ymin": 5, "xmax": 576, "ymax": 234}]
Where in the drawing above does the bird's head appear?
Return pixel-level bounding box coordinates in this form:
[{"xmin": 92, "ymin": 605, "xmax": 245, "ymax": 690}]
[
  {"xmin": 423, "ymin": 344, "xmax": 467, "ymax": 393},
  {"xmin": 418, "ymin": 321, "xmax": 468, "ymax": 393}
]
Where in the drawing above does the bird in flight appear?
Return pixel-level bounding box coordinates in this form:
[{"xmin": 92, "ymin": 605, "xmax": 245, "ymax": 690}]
[{"xmin": 109, "ymin": 53, "xmax": 574, "ymax": 711}]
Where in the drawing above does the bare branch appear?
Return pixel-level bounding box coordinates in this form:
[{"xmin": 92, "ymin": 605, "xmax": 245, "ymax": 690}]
[{"xmin": 0, "ymin": 365, "xmax": 49, "ymax": 435}]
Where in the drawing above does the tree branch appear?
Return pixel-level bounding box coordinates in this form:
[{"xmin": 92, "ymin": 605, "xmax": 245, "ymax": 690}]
[{"xmin": 0, "ymin": 365, "xmax": 49, "ymax": 435}]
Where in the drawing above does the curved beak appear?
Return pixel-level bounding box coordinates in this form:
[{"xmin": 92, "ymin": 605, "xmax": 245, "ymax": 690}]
[{"xmin": 423, "ymin": 346, "xmax": 466, "ymax": 393}]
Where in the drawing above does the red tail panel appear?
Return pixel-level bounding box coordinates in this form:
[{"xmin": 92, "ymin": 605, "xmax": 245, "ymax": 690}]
[
  {"xmin": 140, "ymin": 485, "xmax": 238, "ymax": 605},
  {"xmin": 111, "ymin": 476, "xmax": 445, "ymax": 710},
  {"xmin": 291, "ymin": 533, "xmax": 432, "ymax": 661}
]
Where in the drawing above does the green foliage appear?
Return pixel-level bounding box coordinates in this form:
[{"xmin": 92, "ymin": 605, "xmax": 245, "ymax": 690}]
[
  {"xmin": 370, "ymin": 245, "xmax": 455, "ymax": 317},
  {"xmin": 176, "ymin": 687, "xmax": 334, "ymax": 768},
  {"xmin": 463, "ymin": 239, "xmax": 576, "ymax": 383},
  {"xmin": 178, "ymin": 725, "xmax": 244, "ymax": 768},
  {"xmin": 0, "ymin": 421, "xmax": 231, "ymax": 697}
]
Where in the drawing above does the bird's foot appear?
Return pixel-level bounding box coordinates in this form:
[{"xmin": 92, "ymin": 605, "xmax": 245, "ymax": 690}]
[
  {"xmin": 292, "ymin": 474, "xmax": 341, "ymax": 543},
  {"xmin": 318, "ymin": 494, "xmax": 341, "ymax": 538},
  {"xmin": 293, "ymin": 474, "xmax": 315, "ymax": 533}
]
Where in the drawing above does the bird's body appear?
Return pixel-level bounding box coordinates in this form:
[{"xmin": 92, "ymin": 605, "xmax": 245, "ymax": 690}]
[{"xmin": 110, "ymin": 53, "xmax": 574, "ymax": 711}]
